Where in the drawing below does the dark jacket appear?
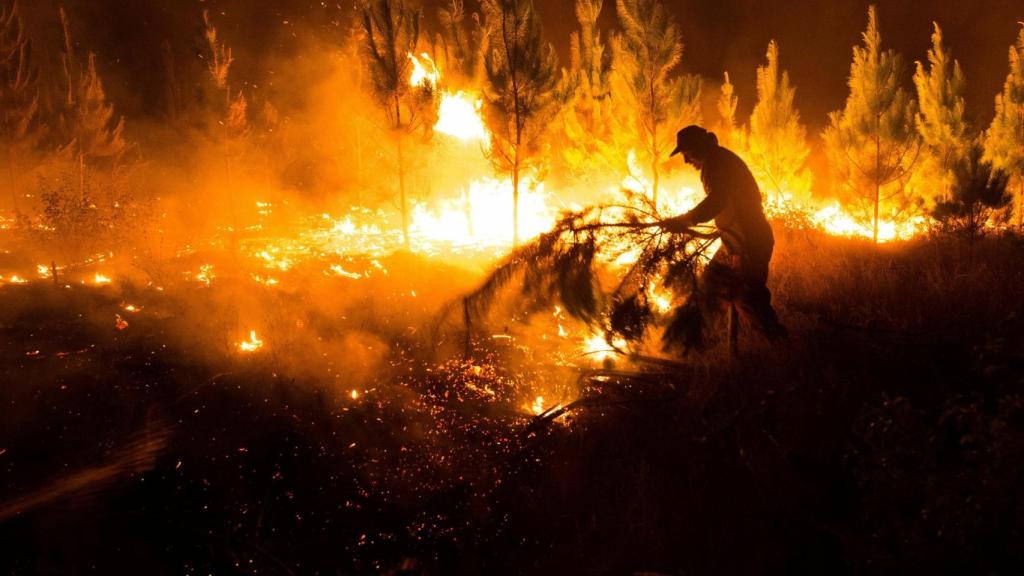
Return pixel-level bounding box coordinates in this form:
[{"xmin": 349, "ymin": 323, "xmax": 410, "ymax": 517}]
[{"xmin": 683, "ymin": 145, "xmax": 774, "ymax": 260}]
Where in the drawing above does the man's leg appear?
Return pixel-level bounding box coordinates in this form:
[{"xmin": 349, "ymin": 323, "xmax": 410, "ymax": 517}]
[{"xmin": 736, "ymin": 251, "xmax": 787, "ymax": 340}]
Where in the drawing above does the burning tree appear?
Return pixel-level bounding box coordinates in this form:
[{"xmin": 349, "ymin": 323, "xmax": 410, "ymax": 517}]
[
  {"xmin": 611, "ymin": 0, "xmax": 701, "ymax": 208},
  {"xmin": 746, "ymin": 41, "xmax": 811, "ymax": 204},
  {"xmin": 715, "ymin": 72, "xmax": 739, "ymax": 149},
  {"xmin": 463, "ymin": 202, "xmax": 720, "ymax": 357},
  {"xmin": 913, "ymin": 22, "xmax": 967, "ymax": 204},
  {"xmin": 480, "ymin": 0, "xmax": 560, "ymax": 247},
  {"xmin": 823, "ymin": 6, "xmax": 920, "ymax": 244},
  {"xmin": 0, "ymin": 0, "xmax": 40, "ymax": 215},
  {"xmin": 559, "ymin": 0, "xmax": 616, "ymax": 183},
  {"xmin": 933, "ymin": 141, "xmax": 1011, "ymax": 241},
  {"xmin": 983, "ymin": 24, "xmax": 1024, "ymax": 230},
  {"xmin": 360, "ymin": 0, "xmax": 438, "ymax": 250}
]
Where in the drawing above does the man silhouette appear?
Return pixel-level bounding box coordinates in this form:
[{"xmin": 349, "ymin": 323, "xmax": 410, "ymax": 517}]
[{"xmin": 659, "ymin": 125, "xmax": 786, "ymax": 350}]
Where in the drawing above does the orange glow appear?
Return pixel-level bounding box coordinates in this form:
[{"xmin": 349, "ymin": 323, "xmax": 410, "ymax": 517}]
[
  {"xmin": 810, "ymin": 202, "xmax": 926, "ymax": 242},
  {"xmin": 435, "ymin": 91, "xmax": 488, "ymax": 143},
  {"xmin": 94, "ymin": 273, "xmax": 112, "ymax": 285},
  {"xmin": 195, "ymin": 264, "xmax": 215, "ymax": 286},
  {"xmin": 410, "ymin": 176, "xmax": 558, "ymax": 248},
  {"xmin": 581, "ymin": 333, "xmax": 626, "ymax": 362},
  {"xmin": 530, "ymin": 396, "xmax": 546, "ymax": 415}
]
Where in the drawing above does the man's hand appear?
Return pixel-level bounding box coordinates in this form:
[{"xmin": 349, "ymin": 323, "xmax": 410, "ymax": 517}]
[{"xmin": 659, "ymin": 215, "xmax": 694, "ymax": 234}]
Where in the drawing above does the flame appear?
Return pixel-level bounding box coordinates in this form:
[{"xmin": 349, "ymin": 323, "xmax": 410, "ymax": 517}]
[
  {"xmin": 350, "ymin": 389, "xmax": 360, "ymax": 400},
  {"xmin": 115, "ymin": 314, "xmax": 129, "ymax": 330},
  {"xmin": 94, "ymin": 273, "xmax": 112, "ymax": 285},
  {"xmin": 581, "ymin": 332, "xmax": 626, "ymax": 362},
  {"xmin": 238, "ymin": 330, "xmax": 264, "ymax": 353},
  {"xmin": 408, "ymin": 52, "xmax": 439, "ymax": 89},
  {"xmin": 435, "ymin": 91, "xmax": 488, "ymax": 143},
  {"xmin": 530, "ymin": 396, "xmax": 546, "ymax": 415},
  {"xmin": 6, "ymin": 274, "xmax": 27, "ymax": 284},
  {"xmin": 648, "ymin": 284, "xmax": 673, "ymax": 314},
  {"xmin": 37, "ymin": 264, "xmax": 51, "ymax": 278},
  {"xmin": 410, "ymin": 176, "xmax": 558, "ymax": 248},
  {"xmin": 810, "ymin": 202, "xmax": 926, "ymax": 242},
  {"xmin": 121, "ymin": 304, "xmax": 142, "ymax": 313}
]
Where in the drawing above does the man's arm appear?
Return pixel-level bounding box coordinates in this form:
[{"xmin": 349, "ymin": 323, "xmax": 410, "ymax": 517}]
[{"xmin": 660, "ymin": 181, "xmax": 727, "ymax": 232}]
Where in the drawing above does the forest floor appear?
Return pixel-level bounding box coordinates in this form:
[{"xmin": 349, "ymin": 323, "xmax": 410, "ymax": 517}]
[{"xmin": 1, "ymin": 229, "xmax": 1024, "ymax": 575}]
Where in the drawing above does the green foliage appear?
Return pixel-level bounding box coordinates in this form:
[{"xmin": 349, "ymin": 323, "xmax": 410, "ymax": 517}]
[
  {"xmin": 932, "ymin": 142, "xmax": 1011, "ymax": 239},
  {"xmin": 983, "ymin": 24, "xmax": 1024, "ymax": 228},
  {"xmin": 746, "ymin": 41, "xmax": 811, "ymax": 203},
  {"xmin": 913, "ymin": 22, "xmax": 967, "ymax": 203},
  {"xmin": 464, "ymin": 200, "xmax": 719, "ymax": 356},
  {"xmin": 480, "ymin": 0, "xmax": 560, "ymax": 246},
  {"xmin": 823, "ymin": 5, "xmax": 920, "ymax": 243},
  {"xmin": 611, "ymin": 0, "xmax": 701, "ymax": 206}
]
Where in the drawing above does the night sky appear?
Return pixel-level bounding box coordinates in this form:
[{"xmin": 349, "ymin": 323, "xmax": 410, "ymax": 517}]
[{"xmin": 17, "ymin": 0, "xmax": 1024, "ymax": 133}]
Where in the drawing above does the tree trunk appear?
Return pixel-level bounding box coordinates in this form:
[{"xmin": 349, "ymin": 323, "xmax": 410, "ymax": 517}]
[
  {"xmin": 1018, "ymin": 175, "xmax": 1023, "ymax": 233},
  {"xmin": 512, "ymin": 159, "xmax": 520, "ymax": 248},
  {"xmin": 78, "ymin": 151, "xmax": 85, "ymax": 205},
  {"xmin": 651, "ymin": 124, "xmax": 659, "ymax": 211},
  {"xmin": 873, "ymin": 133, "xmax": 881, "ymax": 244},
  {"xmin": 651, "ymin": 153, "xmax": 660, "ymax": 211},
  {"xmin": 398, "ymin": 138, "xmax": 409, "ymax": 251},
  {"xmin": 7, "ymin": 144, "xmax": 18, "ymax": 215},
  {"xmin": 873, "ymin": 179, "xmax": 880, "ymax": 244}
]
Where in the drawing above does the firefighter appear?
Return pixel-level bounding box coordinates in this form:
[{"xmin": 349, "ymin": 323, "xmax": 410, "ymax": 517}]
[{"xmin": 659, "ymin": 125, "xmax": 787, "ymax": 350}]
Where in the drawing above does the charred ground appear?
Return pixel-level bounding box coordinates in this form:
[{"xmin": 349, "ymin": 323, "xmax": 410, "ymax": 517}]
[{"xmin": 2, "ymin": 230, "xmax": 1023, "ymax": 575}]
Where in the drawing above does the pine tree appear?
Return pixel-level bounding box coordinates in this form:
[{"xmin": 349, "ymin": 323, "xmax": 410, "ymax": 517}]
[
  {"xmin": 983, "ymin": 24, "xmax": 1024, "ymax": 230},
  {"xmin": 913, "ymin": 22, "xmax": 967, "ymax": 203},
  {"xmin": 58, "ymin": 8, "xmax": 126, "ymax": 203},
  {"xmin": 480, "ymin": 0, "xmax": 560, "ymax": 247},
  {"xmin": 0, "ymin": 0, "xmax": 39, "ymax": 214},
  {"xmin": 612, "ymin": 0, "xmax": 701, "ymax": 208},
  {"xmin": 201, "ymin": 9, "xmax": 244, "ymax": 242},
  {"xmin": 715, "ymin": 71, "xmax": 739, "ymax": 149},
  {"xmin": 823, "ymin": 6, "xmax": 919, "ymax": 244},
  {"xmin": 436, "ymin": 0, "xmax": 489, "ymax": 87},
  {"xmin": 560, "ymin": 0, "xmax": 615, "ymax": 181},
  {"xmin": 361, "ymin": 0, "xmax": 437, "ymax": 250},
  {"xmin": 202, "ymin": 10, "xmax": 232, "ymax": 95},
  {"xmin": 933, "ymin": 140, "xmax": 1011, "ymax": 241},
  {"xmin": 747, "ymin": 40, "xmax": 811, "ymax": 204}
]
